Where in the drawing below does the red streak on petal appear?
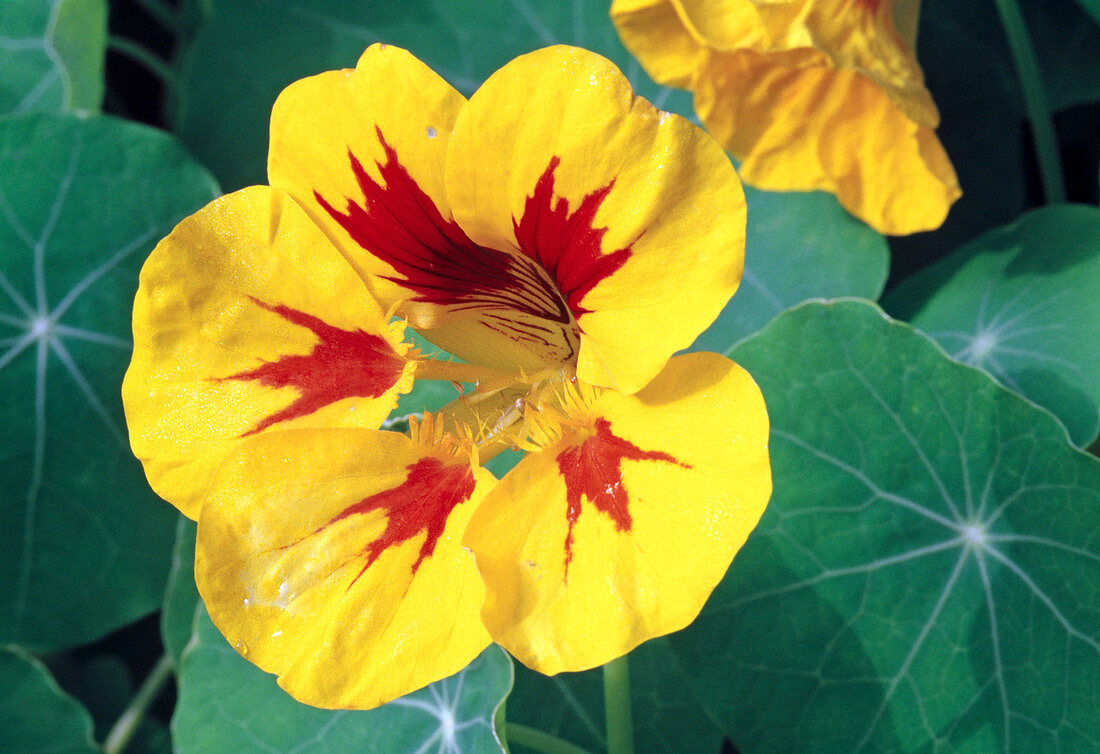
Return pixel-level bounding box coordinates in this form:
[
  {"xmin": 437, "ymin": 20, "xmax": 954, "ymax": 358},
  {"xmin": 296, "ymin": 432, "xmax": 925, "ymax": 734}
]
[
  {"xmin": 315, "ymin": 128, "xmax": 573, "ymax": 337},
  {"xmin": 220, "ymin": 298, "xmax": 405, "ymax": 436},
  {"xmin": 513, "ymin": 157, "xmax": 635, "ymax": 319},
  {"xmin": 323, "ymin": 457, "xmax": 476, "ymax": 582},
  {"xmin": 555, "ymin": 418, "xmax": 689, "ymax": 576}
]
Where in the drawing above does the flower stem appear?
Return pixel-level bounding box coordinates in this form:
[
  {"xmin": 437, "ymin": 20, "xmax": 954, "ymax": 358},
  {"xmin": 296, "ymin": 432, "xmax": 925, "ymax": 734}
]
[
  {"xmin": 505, "ymin": 723, "xmax": 595, "ymax": 754},
  {"xmin": 103, "ymin": 654, "xmax": 173, "ymax": 754},
  {"xmin": 991, "ymin": 0, "xmax": 1065, "ymax": 203},
  {"xmin": 108, "ymin": 36, "xmax": 177, "ymax": 88},
  {"xmin": 603, "ymin": 655, "xmax": 635, "ymax": 754}
]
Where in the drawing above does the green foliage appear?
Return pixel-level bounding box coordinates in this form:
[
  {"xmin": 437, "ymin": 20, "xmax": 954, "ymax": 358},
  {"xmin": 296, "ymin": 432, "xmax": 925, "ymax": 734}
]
[
  {"xmin": 173, "ymin": 604, "xmax": 514, "ymax": 754},
  {"xmin": 0, "ymin": 0, "xmax": 107, "ymax": 115},
  {"xmin": 693, "ymin": 186, "xmax": 889, "ymax": 352},
  {"xmin": 0, "ymin": 0, "xmax": 1098, "ymax": 752},
  {"xmin": 885, "ymin": 204, "xmax": 1100, "ymax": 447},
  {"xmin": 0, "ymin": 112, "xmax": 218, "ymax": 650},
  {"xmin": 0, "ymin": 647, "xmax": 98, "ymax": 754},
  {"xmin": 674, "ymin": 300, "xmax": 1100, "ymax": 752}
]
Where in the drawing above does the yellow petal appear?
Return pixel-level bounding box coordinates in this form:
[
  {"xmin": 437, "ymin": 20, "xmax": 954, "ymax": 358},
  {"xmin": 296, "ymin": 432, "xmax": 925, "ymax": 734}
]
[
  {"xmin": 613, "ymin": 0, "xmax": 958, "ymax": 235},
  {"xmin": 446, "ymin": 45, "xmax": 746, "ymax": 394},
  {"xmin": 122, "ymin": 186, "xmax": 412, "ymax": 519},
  {"xmin": 463, "ymin": 353, "xmax": 771, "ymax": 674},
  {"xmin": 694, "ymin": 50, "xmax": 959, "ymax": 235},
  {"xmin": 196, "ymin": 428, "xmax": 493, "ymax": 709},
  {"xmin": 609, "ymin": 0, "xmax": 714, "ymax": 87},
  {"xmin": 269, "ymin": 44, "xmax": 586, "ymax": 373},
  {"xmin": 267, "ymin": 43, "xmax": 466, "ymax": 312}
]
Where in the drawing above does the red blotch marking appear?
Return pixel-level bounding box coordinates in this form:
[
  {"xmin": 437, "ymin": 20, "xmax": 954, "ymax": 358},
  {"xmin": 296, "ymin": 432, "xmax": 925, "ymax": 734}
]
[
  {"xmin": 323, "ymin": 456, "xmax": 476, "ymax": 583},
  {"xmin": 555, "ymin": 417, "xmax": 688, "ymax": 575},
  {"xmin": 513, "ymin": 156, "xmax": 636, "ymax": 319},
  {"xmin": 315, "ymin": 129, "xmax": 637, "ymax": 348},
  {"xmin": 315, "ymin": 128, "xmax": 572, "ymax": 346},
  {"xmin": 220, "ymin": 298, "xmax": 405, "ymax": 436}
]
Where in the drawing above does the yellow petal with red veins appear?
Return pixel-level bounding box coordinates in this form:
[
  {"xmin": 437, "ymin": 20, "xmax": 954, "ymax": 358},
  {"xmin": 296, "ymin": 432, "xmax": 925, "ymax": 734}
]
[
  {"xmin": 463, "ymin": 352, "xmax": 771, "ymax": 674},
  {"xmin": 269, "ymin": 44, "xmax": 587, "ymax": 373},
  {"xmin": 445, "ymin": 45, "xmax": 745, "ymax": 395},
  {"xmin": 196, "ymin": 428, "xmax": 494, "ymax": 709},
  {"xmin": 122, "ymin": 186, "xmax": 412, "ymax": 519},
  {"xmin": 694, "ymin": 50, "xmax": 959, "ymax": 235},
  {"xmin": 268, "ymin": 43, "xmax": 464, "ymax": 311}
]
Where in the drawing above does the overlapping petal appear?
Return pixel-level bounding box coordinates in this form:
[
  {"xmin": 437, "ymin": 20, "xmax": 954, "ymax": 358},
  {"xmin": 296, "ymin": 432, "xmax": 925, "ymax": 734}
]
[
  {"xmin": 446, "ymin": 46, "xmax": 746, "ymax": 395},
  {"xmin": 463, "ymin": 353, "xmax": 771, "ymax": 673},
  {"xmin": 611, "ymin": 0, "xmax": 960, "ymax": 235},
  {"xmin": 196, "ymin": 428, "xmax": 493, "ymax": 709},
  {"xmin": 122, "ymin": 187, "xmax": 413, "ymax": 519}
]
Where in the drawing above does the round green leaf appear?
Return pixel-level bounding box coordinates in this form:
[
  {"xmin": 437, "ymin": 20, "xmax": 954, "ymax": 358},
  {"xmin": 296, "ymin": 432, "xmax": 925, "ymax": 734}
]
[
  {"xmin": 174, "ymin": 605, "xmax": 514, "ymax": 753},
  {"xmin": 173, "ymin": 0, "xmax": 693, "ymax": 191},
  {"xmin": 0, "ymin": 0, "xmax": 107, "ymax": 115},
  {"xmin": 673, "ymin": 299, "xmax": 1100, "ymax": 752},
  {"xmin": 0, "ymin": 112, "xmax": 219, "ymax": 650},
  {"xmin": 692, "ymin": 186, "xmax": 888, "ymax": 352},
  {"xmin": 885, "ymin": 204, "xmax": 1100, "ymax": 447},
  {"xmin": 0, "ymin": 647, "xmax": 97, "ymax": 754}
]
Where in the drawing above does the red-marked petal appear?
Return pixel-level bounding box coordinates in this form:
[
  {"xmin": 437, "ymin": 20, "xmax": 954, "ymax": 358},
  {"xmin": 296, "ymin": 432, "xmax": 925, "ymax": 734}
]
[
  {"xmin": 464, "ymin": 353, "xmax": 771, "ymax": 674},
  {"xmin": 197, "ymin": 428, "xmax": 493, "ymax": 709},
  {"xmin": 218, "ymin": 297, "xmax": 406, "ymax": 436}
]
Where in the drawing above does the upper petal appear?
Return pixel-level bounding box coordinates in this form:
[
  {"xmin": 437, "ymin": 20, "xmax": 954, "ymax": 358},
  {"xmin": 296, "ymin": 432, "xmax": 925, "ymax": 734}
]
[
  {"xmin": 463, "ymin": 352, "xmax": 771, "ymax": 673},
  {"xmin": 122, "ymin": 186, "xmax": 412, "ymax": 519},
  {"xmin": 196, "ymin": 428, "xmax": 494, "ymax": 709},
  {"xmin": 445, "ymin": 45, "xmax": 746, "ymax": 394},
  {"xmin": 269, "ymin": 44, "xmax": 587, "ymax": 373},
  {"xmin": 267, "ymin": 44, "xmax": 464, "ymax": 312}
]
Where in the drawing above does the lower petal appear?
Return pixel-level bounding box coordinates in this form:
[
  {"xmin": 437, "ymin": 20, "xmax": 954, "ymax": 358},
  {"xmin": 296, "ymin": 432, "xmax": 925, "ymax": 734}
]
[
  {"xmin": 463, "ymin": 352, "xmax": 771, "ymax": 673},
  {"xmin": 196, "ymin": 428, "xmax": 494, "ymax": 709}
]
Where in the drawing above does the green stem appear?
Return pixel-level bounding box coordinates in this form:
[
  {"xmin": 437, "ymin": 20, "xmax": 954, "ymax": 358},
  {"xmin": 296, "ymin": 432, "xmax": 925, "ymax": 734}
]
[
  {"xmin": 103, "ymin": 655, "xmax": 173, "ymax": 754},
  {"xmin": 603, "ymin": 655, "xmax": 635, "ymax": 754},
  {"xmin": 505, "ymin": 723, "xmax": 596, "ymax": 754},
  {"xmin": 991, "ymin": 0, "xmax": 1066, "ymax": 203},
  {"xmin": 107, "ymin": 36, "xmax": 177, "ymax": 87}
]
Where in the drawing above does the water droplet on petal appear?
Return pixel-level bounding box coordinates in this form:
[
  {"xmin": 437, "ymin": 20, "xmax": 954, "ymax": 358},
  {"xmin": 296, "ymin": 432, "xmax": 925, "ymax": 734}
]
[{"xmin": 426, "ymin": 126, "xmax": 437, "ymax": 138}]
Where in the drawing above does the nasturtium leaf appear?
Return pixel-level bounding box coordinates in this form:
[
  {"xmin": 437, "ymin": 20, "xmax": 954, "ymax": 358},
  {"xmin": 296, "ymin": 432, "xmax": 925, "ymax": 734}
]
[
  {"xmin": 885, "ymin": 204, "xmax": 1100, "ymax": 447},
  {"xmin": 173, "ymin": 0, "xmax": 693, "ymax": 191},
  {"xmin": 0, "ymin": 112, "xmax": 219, "ymax": 650},
  {"xmin": 161, "ymin": 516, "xmax": 199, "ymax": 667},
  {"xmin": 670, "ymin": 299, "xmax": 1100, "ymax": 752},
  {"xmin": 174, "ymin": 604, "xmax": 514, "ymax": 753},
  {"xmin": 692, "ymin": 186, "xmax": 888, "ymax": 352},
  {"xmin": 508, "ymin": 637, "xmax": 724, "ymax": 754},
  {"xmin": 0, "ymin": 647, "xmax": 97, "ymax": 754},
  {"xmin": 0, "ymin": 0, "xmax": 107, "ymax": 115},
  {"xmin": 1023, "ymin": 0, "xmax": 1100, "ymax": 112},
  {"xmin": 1078, "ymin": 0, "xmax": 1100, "ymax": 28}
]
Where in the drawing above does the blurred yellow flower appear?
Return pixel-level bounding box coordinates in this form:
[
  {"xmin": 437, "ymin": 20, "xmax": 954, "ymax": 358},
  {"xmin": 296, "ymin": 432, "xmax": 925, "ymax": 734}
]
[
  {"xmin": 612, "ymin": 0, "xmax": 961, "ymax": 235},
  {"xmin": 123, "ymin": 44, "xmax": 771, "ymax": 709}
]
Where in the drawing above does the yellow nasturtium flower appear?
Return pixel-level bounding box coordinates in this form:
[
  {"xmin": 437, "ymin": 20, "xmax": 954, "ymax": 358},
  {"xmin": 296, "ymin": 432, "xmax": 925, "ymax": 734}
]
[
  {"xmin": 122, "ymin": 44, "xmax": 771, "ymax": 709},
  {"xmin": 611, "ymin": 0, "xmax": 962, "ymax": 235}
]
